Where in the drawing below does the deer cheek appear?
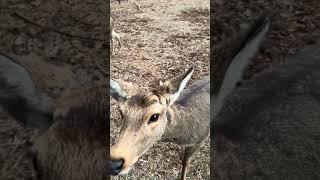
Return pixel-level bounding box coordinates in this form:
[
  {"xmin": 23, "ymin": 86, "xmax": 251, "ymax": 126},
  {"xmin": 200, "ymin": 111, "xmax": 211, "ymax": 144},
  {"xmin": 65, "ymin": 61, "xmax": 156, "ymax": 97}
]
[{"xmin": 148, "ymin": 118, "xmax": 164, "ymax": 131}]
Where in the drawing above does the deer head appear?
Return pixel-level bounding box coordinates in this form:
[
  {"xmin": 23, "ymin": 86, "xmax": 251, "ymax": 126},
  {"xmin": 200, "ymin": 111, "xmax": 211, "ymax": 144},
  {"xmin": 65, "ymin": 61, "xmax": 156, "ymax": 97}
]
[{"xmin": 110, "ymin": 67, "xmax": 194, "ymax": 175}]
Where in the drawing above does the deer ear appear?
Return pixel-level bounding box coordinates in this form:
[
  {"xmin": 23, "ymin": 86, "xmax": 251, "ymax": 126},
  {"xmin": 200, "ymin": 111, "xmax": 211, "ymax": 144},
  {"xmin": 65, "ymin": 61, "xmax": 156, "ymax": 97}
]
[
  {"xmin": 0, "ymin": 54, "xmax": 54, "ymax": 130},
  {"xmin": 211, "ymin": 15, "xmax": 270, "ymax": 119},
  {"xmin": 160, "ymin": 66, "xmax": 194, "ymax": 106},
  {"xmin": 110, "ymin": 79, "xmax": 127, "ymax": 102}
]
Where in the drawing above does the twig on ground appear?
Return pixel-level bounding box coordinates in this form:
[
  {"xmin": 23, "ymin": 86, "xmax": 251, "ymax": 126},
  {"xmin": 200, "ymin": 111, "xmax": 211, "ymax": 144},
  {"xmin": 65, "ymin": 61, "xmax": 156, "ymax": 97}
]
[{"xmin": 11, "ymin": 12, "xmax": 106, "ymax": 42}]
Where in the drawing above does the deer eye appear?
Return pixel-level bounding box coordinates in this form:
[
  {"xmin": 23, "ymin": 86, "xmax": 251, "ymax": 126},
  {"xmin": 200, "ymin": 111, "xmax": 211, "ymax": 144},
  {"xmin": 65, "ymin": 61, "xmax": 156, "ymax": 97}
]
[{"xmin": 148, "ymin": 113, "xmax": 160, "ymax": 124}]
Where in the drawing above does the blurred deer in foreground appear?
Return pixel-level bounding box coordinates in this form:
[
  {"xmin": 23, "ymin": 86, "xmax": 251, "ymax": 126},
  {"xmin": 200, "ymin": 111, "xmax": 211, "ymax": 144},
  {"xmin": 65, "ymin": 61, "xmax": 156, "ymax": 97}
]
[
  {"xmin": 0, "ymin": 54, "xmax": 108, "ymax": 180},
  {"xmin": 211, "ymin": 14, "xmax": 320, "ymax": 179},
  {"xmin": 110, "ymin": 66, "xmax": 209, "ymax": 180},
  {"xmin": 111, "ymin": 17, "xmax": 121, "ymax": 54}
]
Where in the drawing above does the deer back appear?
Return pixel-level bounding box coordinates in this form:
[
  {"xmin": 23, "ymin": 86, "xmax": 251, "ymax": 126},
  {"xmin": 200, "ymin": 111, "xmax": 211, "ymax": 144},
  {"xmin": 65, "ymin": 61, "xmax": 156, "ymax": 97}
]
[{"xmin": 162, "ymin": 76, "xmax": 210, "ymax": 146}]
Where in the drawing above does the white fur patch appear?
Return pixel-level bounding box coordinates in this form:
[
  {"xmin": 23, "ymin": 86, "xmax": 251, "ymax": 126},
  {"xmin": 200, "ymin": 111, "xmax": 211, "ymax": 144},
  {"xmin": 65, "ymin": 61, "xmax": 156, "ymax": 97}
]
[
  {"xmin": 169, "ymin": 68, "xmax": 194, "ymax": 106},
  {"xmin": 212, "ymin": 19, "xmax": 270, "ymax": 119},
  {"xmin": 110, "ymin": 79, "xmax": 127, "ymax": 100}
]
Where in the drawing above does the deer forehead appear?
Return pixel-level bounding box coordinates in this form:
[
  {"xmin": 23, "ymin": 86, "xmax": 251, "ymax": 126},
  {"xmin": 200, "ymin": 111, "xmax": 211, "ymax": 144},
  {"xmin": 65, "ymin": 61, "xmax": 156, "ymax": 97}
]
[
  {"xmin": 121, "ymin": 91, "xmax": 162, "ymax": 107},
  {"xmin": 120, "ymin": 97, "xmax": 166, "ymax": 119}
]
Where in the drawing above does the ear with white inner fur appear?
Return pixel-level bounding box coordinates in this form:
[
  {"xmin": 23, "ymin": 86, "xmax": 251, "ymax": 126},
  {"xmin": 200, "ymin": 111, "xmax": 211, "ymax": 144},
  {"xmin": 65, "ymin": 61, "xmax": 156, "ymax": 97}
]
[
  {"xmin": 110, "ymin": 79, "xmax": 127, "ymax": 102},
  {"xmin": 0, "ymin": 54, "xmax": 54, "ymax": 129},
  {"xmin": 212, "ymin": 16, "xmax": 270, "ymax": 119},
  {"xmin": 160, "ymin": 66, "xmax": 194, "ymax": 106}
]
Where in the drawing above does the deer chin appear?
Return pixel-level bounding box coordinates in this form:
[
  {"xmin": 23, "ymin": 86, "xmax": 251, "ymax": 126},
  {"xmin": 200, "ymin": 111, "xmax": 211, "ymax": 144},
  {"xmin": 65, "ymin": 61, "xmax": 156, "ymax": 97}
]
[
  {"xmin": 118, "ymin": 147, "xmax": 153, "ymax": 175},
  {"xmin": 118, "ymin": 166, "xmax": 133, "ymax": 175}
]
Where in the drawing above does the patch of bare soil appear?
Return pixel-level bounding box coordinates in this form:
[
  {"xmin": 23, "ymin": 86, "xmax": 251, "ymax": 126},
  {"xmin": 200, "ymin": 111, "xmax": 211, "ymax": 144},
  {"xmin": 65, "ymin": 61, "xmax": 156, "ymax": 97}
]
[
  {"xmin": 0, "ymin": 0, "xmax": 108, "ymax": 179},
  {"xmin": 110, "ymin": 0, "xmax": 210, "ymax": 179}
]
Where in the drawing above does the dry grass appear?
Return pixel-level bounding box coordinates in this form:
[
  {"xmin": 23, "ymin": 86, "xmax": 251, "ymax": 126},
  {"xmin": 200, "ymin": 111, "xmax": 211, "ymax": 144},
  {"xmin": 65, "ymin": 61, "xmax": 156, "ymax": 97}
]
[{"xmin": 0, "ymin": 108, "xmax": 34, "ymax": 179}]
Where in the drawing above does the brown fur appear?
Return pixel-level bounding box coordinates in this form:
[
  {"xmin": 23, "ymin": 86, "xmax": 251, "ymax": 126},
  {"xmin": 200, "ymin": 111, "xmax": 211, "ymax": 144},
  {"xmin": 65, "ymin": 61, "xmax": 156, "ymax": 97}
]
[
  {"xmin": 0, "ymin": 53, "xmax": 109, "ymax": 179},
  {"xmin": 30, "ymin": 83, "xmax": 108, "ymax": 180},
  {"xmin": 210, "ymin": 12, "xmax": 320, "ymax": 179},
  {"xmin": 111, "ymin": 17, "xmax": 121, "ymax": 54},
  {"xmin": 212, "ymin": 39, "xmax": 320, "ymax": 179}
]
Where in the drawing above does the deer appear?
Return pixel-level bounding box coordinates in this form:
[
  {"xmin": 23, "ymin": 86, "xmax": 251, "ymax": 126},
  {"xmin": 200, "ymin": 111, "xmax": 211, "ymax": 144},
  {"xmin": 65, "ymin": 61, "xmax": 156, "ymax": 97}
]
[
  {"xmin": 0, "ymin": 53, "xmax": 108, "ymax": 180},
  {"xmin": 110, "ymin": 66, "xmax": 209, "ymax": 180},
  {"xmin": 211, "ymin": 14, "xmax": 320, "ymax": 179},
  {"xmin": 111, "ymin": 17, "xmax": 121, "ymax": 54}
]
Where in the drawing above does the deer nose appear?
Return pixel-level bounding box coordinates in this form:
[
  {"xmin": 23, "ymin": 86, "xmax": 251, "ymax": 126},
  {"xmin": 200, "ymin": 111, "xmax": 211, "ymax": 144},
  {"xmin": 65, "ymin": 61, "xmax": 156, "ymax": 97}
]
[{"xmin": 110, "ymin": 158, "xmax": 124, "ymax": 176}]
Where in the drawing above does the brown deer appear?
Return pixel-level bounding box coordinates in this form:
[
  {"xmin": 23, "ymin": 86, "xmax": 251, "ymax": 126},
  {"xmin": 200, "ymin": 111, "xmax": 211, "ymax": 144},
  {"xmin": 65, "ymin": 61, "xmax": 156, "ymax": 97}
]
[
  {"xmin": 111, "ymin": 17, "xmax": 121, "ymax": 54},
  {"xmin": 211, "ymin": 14, "xmax": 320, "ymax": 179},
  {"xmin": 0, "ymin": 54, "xmax": 108, "ymax": 180},
  {"xmin": 110, "ymin": 67, "xmax": 209, "ymax": 179}
]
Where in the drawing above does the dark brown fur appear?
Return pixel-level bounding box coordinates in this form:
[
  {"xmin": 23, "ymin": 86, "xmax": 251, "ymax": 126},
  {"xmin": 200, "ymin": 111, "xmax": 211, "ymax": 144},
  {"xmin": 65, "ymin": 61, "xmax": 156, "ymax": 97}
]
[
  {"xmin": 30, "ymin": 84, "xmax": 108, "ymax": 180},
  {"xmin": 0, "ymin": 43, "xmax": 109, "ymax": 180},
  {"xmin": 212, "ymin": 33, "xmax": 320, "ymax": 179}
]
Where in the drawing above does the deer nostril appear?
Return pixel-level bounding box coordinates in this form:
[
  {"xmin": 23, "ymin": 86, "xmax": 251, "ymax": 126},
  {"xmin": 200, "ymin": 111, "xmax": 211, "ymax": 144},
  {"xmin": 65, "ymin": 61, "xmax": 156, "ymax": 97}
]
[{"xmin": 110, "ymin": 158, "xmax": 124, "ymax": 176}]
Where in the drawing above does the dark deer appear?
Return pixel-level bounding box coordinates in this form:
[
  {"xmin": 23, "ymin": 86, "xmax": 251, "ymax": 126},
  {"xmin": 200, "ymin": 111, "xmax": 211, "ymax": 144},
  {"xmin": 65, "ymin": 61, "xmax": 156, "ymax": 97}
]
[
  {"xmin": 0, "ymin": 54, "xmax": 108, "ymax": 180},
  {"xmin": 211, "ymin": 15, "xmax": 320, "ymax": 179}
]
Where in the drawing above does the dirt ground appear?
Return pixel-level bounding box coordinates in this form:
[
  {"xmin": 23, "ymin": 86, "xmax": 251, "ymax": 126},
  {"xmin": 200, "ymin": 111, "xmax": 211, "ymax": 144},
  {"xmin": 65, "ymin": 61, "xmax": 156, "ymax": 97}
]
[{"xmin": 110, "ymin": 0, "xmax": 210, "ymax": 179}]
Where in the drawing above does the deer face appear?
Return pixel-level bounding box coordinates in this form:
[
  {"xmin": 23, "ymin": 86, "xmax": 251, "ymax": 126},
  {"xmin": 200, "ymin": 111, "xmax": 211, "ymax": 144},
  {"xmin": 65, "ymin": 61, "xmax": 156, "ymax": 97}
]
[
  {"xmin": 110, "ymin": 91, "xmax": 170, "ymax": 175},
  {"xmin": 110, "ymin": 67, "xmax": 194, "ymax": 175}
]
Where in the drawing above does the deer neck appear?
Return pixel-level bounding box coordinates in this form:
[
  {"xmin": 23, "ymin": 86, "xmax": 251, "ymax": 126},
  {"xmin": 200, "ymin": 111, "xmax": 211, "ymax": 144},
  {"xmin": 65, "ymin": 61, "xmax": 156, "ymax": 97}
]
[{"xmin": 161, "ymin": 104, "xmax": 185, "ymax": 141}]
